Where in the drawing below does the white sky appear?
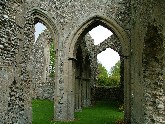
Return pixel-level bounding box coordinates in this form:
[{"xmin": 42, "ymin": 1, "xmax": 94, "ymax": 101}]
[
  {"xmin": 35, "ymin": 23, "xmax": 46, "ymax": 41},
  {"xmin": 35, "ymin": 24, "xmax": 120, "ymax": 71},
  {"xmin": 89, "ymin": 26, "xmax": 120, "ymax": 72}
]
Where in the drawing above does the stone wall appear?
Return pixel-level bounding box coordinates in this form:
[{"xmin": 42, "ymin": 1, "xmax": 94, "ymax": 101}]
[
  {"xmin": 32, "ymin": 29, "xmax": 55, "ymax": 100},
  {"xmin": 93, "ymin": 86, "xmax": 121, "ymax": 101},
  {"xmin": 1, "ymin": 0, "xmax": 165, "ymax": 123},
  {"xmin": 69, "ymin": 32, "xmax": 123, "ymax": 112},
  {"xmin": 95, "ymin": 34, "xmax": 121, "ymax": 54},
  {"xmin": 0, "ymin": 1, "xmax": 33, "ymax": 123},
  {"xmin": 130, "ymin": 1, "xmax": 165, "ymax": 123},
  {"xmin": 94, "ymin": 34, "xmax": 124, "ymax": 102}
]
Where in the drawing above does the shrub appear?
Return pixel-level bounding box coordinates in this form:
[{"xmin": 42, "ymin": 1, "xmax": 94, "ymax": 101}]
[
  {"xmin": 115, "ymin": 119, "xmax": 125, "ymax": 124},
  {"xmin": 118, "ymin": 104, "xmax": 124, "ymax": 112}
]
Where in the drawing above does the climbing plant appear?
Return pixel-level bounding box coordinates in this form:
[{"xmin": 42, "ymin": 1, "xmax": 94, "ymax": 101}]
[{"xmin": 49, "ymin": 41, "xmax": 55, "ymax": 78}]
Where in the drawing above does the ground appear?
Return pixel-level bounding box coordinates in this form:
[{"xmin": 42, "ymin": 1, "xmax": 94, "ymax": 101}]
[{"xmin": 32, "ymin": 100, "xmax": 124, "ymax": 124}]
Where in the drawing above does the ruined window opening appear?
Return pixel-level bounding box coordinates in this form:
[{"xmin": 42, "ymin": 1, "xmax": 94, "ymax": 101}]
[
  {"xmin": 97, "ymin": 48, "xmax": 120, "ymax": 72},
  {"xmin": 73, "ymin": 23, "xmax": 124, "ymax": 120},
  {"xmin": 34, "ymin": 22, "xmax": 46, "ymax": 42},
  {"xmin": 89, "ymin": 25, "xmax": 112, "ymax": 45},
  {"xmin": 31, "ymin": 21, "xmax": 55, "ymax": 100},
  {"xmin": 97, "ymin": 48, "xmax": 121, "ymax": 87},
  {"xmin": 89, "ymin": 25, "xmax": 121, "ymax": 86}
]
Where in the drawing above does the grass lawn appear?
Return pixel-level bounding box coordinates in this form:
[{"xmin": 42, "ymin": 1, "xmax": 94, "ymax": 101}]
[{"xmin": 32, "ymin": 100, "xmax": 123, "ymax": 124}]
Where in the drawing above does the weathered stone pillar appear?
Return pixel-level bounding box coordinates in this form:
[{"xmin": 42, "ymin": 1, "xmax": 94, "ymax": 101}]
[
  {"xmin": 75, "ymin": 77, "xmax": 80, "ymax": 111},
  {"xmin": 87, "ymin": 80, "xmax": 91, "ymax": 107},
  {"xmin": 66, "ymin": 59, "xmax": 75, "ymax": 120},
  {"xmin": 55, "ymin": 56, "xmax": 75, "ymax": 120},
  {"xmin": 74, "ymin": 66, "xmax": 82, "ymax": 112},
  {"xmin": 82, "ymin": 78, "xmax": 87, "ymax": 107},
  {"xmin": 78, "ymin": 78, "xmax": 82, "ymax": 111},
  {"xmin": 82, "ymin": 79, "xmax": 91, "ymax": 107}
]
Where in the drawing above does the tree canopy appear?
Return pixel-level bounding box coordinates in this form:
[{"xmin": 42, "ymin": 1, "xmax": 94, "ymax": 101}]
[
  {"xmin": 97, "ymin": 62, "xmax": 109, "ymax": 86},
  {"xmin": 97, "ymin": 60, "xmax": 121, "ymax": 87}
]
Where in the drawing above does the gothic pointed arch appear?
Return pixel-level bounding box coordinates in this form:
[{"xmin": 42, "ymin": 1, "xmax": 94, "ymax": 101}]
[
  {"xmin": 66, "ymin": 15, "xmax": 130, "ymax": 59},
  {"xmin": 64, "ymin": 15, "xmax": 131, "ymax": 123},
  {"xmin": 27, "ymin": 8, "xmax": 59, "ymax": 48}
]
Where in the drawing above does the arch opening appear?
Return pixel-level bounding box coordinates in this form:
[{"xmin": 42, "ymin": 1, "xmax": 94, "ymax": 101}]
[
  {"xmin": 32, "ymin": 22, "xmax": 55, "ymax": 100},
  {"xmin": 66, "ymin": 17, "xmax": 130, "ymax": 123},
  {"xmin": 28, "ymin": 9, "xmax": 58, "ymax": 123}
]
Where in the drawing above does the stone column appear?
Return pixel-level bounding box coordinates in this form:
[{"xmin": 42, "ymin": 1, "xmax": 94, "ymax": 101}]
[
  {"xmin": 75, "ymin": 77, "xmax": 79, "ymax": 111},
  {"xmin": 82, "ymin": 78, "xmax": 87, "ymax": 107},
  {"xmin": 74, "ymin": 62, "xmax": 82, "ymax": 112},
  {"xmin": 55, "ymin": 56, "xmax": 75, "ymax": 121},
  {"xmin": 78, "ymin": 78, "xmax": 82, "ymax": 111},
  {"xmin": 87, "ymin": 79, "xmax": 91, "ymax": 107}
]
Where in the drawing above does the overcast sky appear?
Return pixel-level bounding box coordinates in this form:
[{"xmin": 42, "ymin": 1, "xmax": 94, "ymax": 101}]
[
  {"xmin": 35, "ymin": 23, "xmax": 120, "ymax": 72},
  {"xmin": 35, "ymin": 23, "xmax": 46, "ymax": 41},
  {"xmin": 89, "ymin": 26, "xmax": 120, "ymax": 72}
]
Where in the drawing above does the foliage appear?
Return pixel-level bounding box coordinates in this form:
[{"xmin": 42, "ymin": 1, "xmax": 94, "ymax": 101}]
[
  {"xmin": 97, "ymin": 62, "xmax": 109, "ymax": 86},
  {"xmin": 118, "ymin": 104, "xmax": 124, "ymax": 112},
  {"xmin": 115, "ymin": 119, "xmax": 125, "ymax": 124},
  {"xmin": 109, "ymin": 60, "xmax": 120, "ymax": 79},
  {"xmin": 49, "ymin": 41, "xmax": 55, "ymax": 78},
  {"xmin": 32, "ymin": 100, "xmax": 124, "ymax": 124},
  {"xmin": 108, "ymin": 60, "xmax": 121, "ymax": 86},
  {"xmin": 97, "ymin": 60, "xmax": 121, "ymax": 87}
]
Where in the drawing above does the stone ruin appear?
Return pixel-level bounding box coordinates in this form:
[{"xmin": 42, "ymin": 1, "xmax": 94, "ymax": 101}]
[
  {"xmin": 0, "ymin": 0, "xmax": 165, "ymax": 124},
  {"xmin": 31, "ymin": 29, "xmax": 55, "ymax": 100}
]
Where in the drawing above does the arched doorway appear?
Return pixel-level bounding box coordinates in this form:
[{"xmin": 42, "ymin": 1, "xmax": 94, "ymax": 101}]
[
  {"xmin": 26, "ymin": 9, "xmax": 59, "ymax": 123},
  {"xmin": 59, "ymin": 15, "xmax": 131, "ymax": 123}
]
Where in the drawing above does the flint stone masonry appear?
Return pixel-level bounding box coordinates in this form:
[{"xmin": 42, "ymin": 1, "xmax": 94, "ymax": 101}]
[
  {"xmin": 95, "ymin": 34, "xmax": 121, "ymax": 55},
  {"xmin": 74, "ymin": 34, "xmax": 94, "ymax": 111},
  {"xmin": 0, "ymin": 1, "xmax": 32, "ymax": 123},
  {"xmin": 93, "ymin": 86, "xmax": 121, "ymax": 101},
  {"xmin": 0, "ymin": 0, "xmax": 165, "ymax": 124},
  {"xmin": 32, "ymin": 29, "xmax": 55, "ymax": 100}
]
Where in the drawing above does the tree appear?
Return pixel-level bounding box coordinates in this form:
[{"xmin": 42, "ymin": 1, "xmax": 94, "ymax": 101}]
[
  {"xmin": 108, "ymin": 60, "xmax": 120, "ymax": 86},
  {"xmin": 98, "ymin": 62, "xmax": 108, "ymax": 78},
  {"xmin": 97, "ymin": 62, "xmax": 109, "ymax": 86},
  {"xmin": 97, "ymin": 60, "xmax": 121, "ymax": 87}
]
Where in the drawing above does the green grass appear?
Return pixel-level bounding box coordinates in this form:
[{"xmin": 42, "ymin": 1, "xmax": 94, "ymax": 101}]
[
  {"xmin": 32, "ymin": 100, "xmax": 54, "ymax": 124},
  {"xmin": 32, "ymin": 100, "xmax": 124, "ymax": 124}
]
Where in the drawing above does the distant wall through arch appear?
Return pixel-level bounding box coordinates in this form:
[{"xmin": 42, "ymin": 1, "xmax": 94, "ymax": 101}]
[
  {"xmin": 32, "ymin": 29, "xmax": 55, "ymax": 100},
  {"xmin": 65, "ymin": 16, "xmax": 130, "ymax": 122}
]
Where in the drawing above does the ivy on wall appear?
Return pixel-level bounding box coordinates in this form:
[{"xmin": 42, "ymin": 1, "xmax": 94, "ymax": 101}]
[{"xmin": 49, "ymin": 41, "xmax": 55, "ymax": 78}]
